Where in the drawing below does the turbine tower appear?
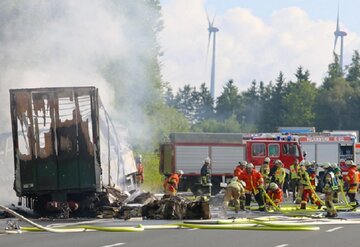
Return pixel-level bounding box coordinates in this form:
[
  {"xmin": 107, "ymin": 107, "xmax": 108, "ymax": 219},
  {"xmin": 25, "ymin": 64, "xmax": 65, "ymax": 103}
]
[
  {"xmin": 333, "ymin": 5, "xmax": 347, "ymax": 71},
  {"xmin": 207, "ymin": 14, "xmax": 219, "ymax": 99}
]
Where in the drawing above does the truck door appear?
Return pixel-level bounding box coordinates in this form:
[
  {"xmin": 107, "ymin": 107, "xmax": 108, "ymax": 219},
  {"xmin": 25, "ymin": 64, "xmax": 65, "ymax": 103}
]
[
  {"xmin": 280, "ymin": 142, "xmax": 301, "ymax": 169},
  {"xmin": 175, "ymin": 145, "xmax": 208, "ymax": 174},
  {"xmin": 301, "ymin": 143, "xmax": 316, "ymax": 162},
  {"xmin": 211, "ymin": 145, "xmax": 245, "ymax": 174},
  {"xmin": 159, "ymin": 143, "xmax": 173, "ymax": 175},
  {"xmin": 247, "ymin": 142, "xmax": 266, "ymax": 167},
  {"xmin": 316, "ymin": 143, "xmax": 339, "ymax": 163}
]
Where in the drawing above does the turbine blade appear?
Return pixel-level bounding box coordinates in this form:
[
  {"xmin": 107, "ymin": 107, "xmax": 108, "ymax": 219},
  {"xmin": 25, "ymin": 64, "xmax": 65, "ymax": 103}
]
[
  {"xmin": 211, "ymin": 15, "xmax": 216, "ymax": 26},
  {"xmin": 206, "ymin": 12, "xmax": 211, "ymax": 28}
]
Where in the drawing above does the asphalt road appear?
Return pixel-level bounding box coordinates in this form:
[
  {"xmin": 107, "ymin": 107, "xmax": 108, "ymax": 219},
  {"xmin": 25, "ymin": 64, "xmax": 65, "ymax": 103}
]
[
  {"xmin": 2, "ymin": 192, "xmax": 360, "ymax": 247},
  {"xmin": 1, "ymin": 216, "xmax": 360, "ymax": 247}
]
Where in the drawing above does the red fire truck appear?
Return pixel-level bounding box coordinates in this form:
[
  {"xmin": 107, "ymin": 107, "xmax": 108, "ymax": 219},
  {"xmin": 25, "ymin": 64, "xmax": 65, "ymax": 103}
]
[{"xmin": 159, "ymin": 132, "xmax": 304, "ymax": 194}]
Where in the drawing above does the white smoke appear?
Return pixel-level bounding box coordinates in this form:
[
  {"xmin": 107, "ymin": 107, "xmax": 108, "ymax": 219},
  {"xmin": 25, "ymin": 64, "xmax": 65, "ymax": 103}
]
[{"xmin": 0, "ymin": 1, "xmax": 159, "ymax": 204}]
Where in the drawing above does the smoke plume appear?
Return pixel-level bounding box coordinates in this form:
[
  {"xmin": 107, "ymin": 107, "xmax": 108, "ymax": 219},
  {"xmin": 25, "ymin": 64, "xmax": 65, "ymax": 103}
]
[{"xmin": 0, "ymin": 0, "xmax": 160, "ymax": 204}]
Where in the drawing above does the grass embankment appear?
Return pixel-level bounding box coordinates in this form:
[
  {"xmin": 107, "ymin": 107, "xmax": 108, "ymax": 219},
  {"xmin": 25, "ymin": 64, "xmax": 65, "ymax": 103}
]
[{"xmin": 142, "ymin": 153, "xmax": 163, "ymax": 193}]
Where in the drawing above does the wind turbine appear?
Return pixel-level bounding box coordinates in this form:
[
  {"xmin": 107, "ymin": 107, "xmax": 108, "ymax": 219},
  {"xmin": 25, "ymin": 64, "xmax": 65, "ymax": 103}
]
[
  {"xmin": 207, "ymin": 14, "xmax": 219, "ymax": 99},
  {"xmin": 333, "ymin": 5, "xmax": 347, "ymax": 71}
]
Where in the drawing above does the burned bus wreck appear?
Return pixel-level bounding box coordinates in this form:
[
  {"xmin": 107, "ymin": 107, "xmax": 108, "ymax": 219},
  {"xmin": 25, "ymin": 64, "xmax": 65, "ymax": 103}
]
[{"xmin": 9, "ymin": 87, "xmax": 137, "ymax": 215}]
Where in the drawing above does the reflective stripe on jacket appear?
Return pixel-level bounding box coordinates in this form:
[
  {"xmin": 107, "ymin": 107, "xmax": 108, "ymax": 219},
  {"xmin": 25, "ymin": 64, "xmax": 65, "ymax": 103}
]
[{"xmin": 290, "ymin": 164, "xmax": 300, "ymax": 179}]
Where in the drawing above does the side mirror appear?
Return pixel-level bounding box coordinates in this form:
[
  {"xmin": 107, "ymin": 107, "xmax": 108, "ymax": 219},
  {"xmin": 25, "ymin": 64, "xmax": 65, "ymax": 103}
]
[{"xmin": 303, "ymin": 151, "xmax": 307, "ymax": 157}]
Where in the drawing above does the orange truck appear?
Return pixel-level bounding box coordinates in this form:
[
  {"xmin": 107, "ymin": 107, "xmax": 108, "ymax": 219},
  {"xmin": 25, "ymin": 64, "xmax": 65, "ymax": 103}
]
[{"xmin": 159, "ymin": 132, "xmax": 304, "ymax": 194}]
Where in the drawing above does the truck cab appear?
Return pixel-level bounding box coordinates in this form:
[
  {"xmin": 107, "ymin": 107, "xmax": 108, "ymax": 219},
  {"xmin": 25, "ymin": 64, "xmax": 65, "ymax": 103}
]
[{"xmin": 246, "ymin": 140, "xmax": 303, "ymax": 170}]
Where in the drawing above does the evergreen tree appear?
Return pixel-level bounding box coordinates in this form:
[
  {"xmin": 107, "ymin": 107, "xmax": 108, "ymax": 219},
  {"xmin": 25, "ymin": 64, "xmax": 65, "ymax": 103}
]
[
  {"xmin": 162, "ymin": 81, "xmax": 175, "ymax": 107},
  {"xmin": 322, "ymin": 53, "xmax": 343, "ymax": 89},
  {"xmin": 346, "ymin": 50, "xmax": 360, "ymax": 87},
  {"xmin": 283, "ymin": 76, "xmax": 317, "ymax": 126},
  {"xmin": 294, "ymin": 66, "xmax": 310, "ymax": 81},
  {"xmin": 215, "ymin": 79, "xmax": 241, "ymax": 121},
  {"xmin": 257, "ymin": 81, "xmax": 274, "ymax": 132},
  {"xmin": 240, "ymin": 80, "xmax": 261, "ymax": 129},
  {"xmin": 174, "ymin": 84, "xmax": 196, "ymax": 123},
  {"xmin": 193, "ymin": 83, "xmax": 214, "ymax": 122},
  {"xmin": 258, "ymin": 72, "xmax": 287, "ymax": 132},
  {"xmin": 315, "ymin": 55, "xmax": 351, "ymax": 130}
]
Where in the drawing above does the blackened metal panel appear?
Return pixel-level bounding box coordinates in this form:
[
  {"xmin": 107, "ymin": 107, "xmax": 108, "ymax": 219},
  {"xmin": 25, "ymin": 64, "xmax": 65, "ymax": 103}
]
[{"xmin": 9, "ymin": 87, "xmax": 100, "ymax": 197}]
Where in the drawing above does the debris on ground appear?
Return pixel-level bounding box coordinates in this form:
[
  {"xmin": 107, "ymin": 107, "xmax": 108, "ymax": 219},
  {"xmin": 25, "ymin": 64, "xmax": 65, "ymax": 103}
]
[
  {"xmin": 141, "ymin": 195, "xmax": 211, "ymax": 220},
  {"xmin": 1, "ymin": 187, "xmax": 211, "ymax": 220}
]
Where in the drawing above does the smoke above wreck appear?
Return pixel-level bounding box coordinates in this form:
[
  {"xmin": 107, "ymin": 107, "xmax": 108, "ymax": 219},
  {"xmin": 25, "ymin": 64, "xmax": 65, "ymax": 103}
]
[{"xmin": 0, "ymin": 1, "xmax": 160, "ymax": 203}]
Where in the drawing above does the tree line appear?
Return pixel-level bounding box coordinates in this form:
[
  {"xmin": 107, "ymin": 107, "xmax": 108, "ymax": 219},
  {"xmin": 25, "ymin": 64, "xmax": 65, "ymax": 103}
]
[{"xmin": 160, "ymin": 51, "xmax": 360, "ymax": 136}]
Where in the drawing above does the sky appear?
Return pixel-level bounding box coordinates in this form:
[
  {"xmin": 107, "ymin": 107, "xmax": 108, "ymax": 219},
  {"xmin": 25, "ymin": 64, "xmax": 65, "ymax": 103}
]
[{"xmin": 159, "ymin": 0, "xmax": 360, "ymax": 97}]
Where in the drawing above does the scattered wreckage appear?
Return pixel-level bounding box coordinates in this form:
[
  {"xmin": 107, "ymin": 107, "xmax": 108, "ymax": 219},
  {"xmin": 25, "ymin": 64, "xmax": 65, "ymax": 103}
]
[{"xmin": 0, "ymin": 189, "xmax": 211, "ymax": 220}]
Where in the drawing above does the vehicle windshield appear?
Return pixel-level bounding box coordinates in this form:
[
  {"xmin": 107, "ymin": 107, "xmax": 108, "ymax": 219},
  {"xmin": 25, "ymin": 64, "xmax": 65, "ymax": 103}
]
[{"xmin": 282, "ymin": 143, "xmax": 300, "ymax": 157}]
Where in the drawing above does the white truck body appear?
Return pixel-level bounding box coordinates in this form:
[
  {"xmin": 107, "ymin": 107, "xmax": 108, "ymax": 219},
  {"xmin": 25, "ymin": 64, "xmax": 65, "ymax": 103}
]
[
  {"xmin": 175, "ymin": 145, "xmax": 245, "ymax": 174},
  {"xmin": 299, "ymin": 134, "xmax": 357, "ymax": 164}
]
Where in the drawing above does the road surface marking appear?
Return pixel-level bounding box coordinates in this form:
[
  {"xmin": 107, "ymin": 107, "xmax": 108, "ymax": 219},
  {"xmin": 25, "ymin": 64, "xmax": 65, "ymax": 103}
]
[
  {"xmin": 274, "ymin": 244, "xmax": 289, "ymax": 247},
  {"xmin": 187, "ymin": 228, "xmax": 198, "ymax": 231},
  {"xmin": 326, "ymin": 227, "xmax": 343, "ymax": 232},
  {"xmin": 100, "ymin": 243, "xmax": 125, "ymax": 247}
]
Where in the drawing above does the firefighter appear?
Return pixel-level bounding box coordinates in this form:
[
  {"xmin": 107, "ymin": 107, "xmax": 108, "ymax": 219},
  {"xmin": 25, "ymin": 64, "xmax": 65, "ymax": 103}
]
[
  {"xmin": 273, "ymin": 160, "xmax": 286, "ymax": 192},
  {"xmin": 163, "ymin": 170, "xmax": 184, "ymax": 196},
  {"xmin": 299, "ymin": 161, "xmax": 322, "ymax": 209},
  {"xmin": 289, "ymin": 159, "xmax": 300, "ymax": 202},
  {"xmin": 266, "ymin": 182, "xmax": 283, "ymax": 208},
  {"xmin": 296, "ymin": 161, "xmax": 306, "ymax": 204},
  {"xmin": 344, "ymin": 160, "xmax": 359, "ymax": 208},
  {"xmin": 200, "ymin": 157, "xmax": 212, "ymax": 196},
  {"xmin": 304, "ymin": 161, "xmax": 322, "ymax": 209},
  {"xmin": 201, "ymin": 157, "xmax": 211, "ymax": 185},
  {"xmin": 260, "ymin": 157, "xmax": 271, "ymax": 188},
  {"xmin": 223, "ymin": 177, "xmax": 246, "ymax": 213},
  {"xmin": 331, "ymin": 163, "xmax": 342, "ymax": 203},
  {"xmin": 322, "ymin": 163, "xmax": 338, "ymax": 217},
  {"xmin": 239, "ymin": 163, "xmax": 266, "ymax": 211},
  {"xmin": 234, "ymin": 160, "xmax": 247, "ymax": 179},
  {"xmin": 135, "ymin": 154, "xmax": 144, "ymax": 184}
]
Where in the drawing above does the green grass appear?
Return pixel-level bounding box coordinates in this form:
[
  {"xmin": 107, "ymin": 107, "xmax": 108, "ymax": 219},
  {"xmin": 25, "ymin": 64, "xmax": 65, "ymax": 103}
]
[{"xmin": 142, "ymin": 153, "xmax": 163, "ymax": 193}]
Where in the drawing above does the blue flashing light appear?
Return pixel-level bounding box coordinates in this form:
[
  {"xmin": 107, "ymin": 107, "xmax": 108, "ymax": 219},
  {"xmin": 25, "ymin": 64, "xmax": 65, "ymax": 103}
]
[
  {"xmin": 276, "ymin": 136, "xmax": 281, "ymax": 141},
  {"xmin": 287, "ymin": 135, "xmax": 292, "ymax": 141}
]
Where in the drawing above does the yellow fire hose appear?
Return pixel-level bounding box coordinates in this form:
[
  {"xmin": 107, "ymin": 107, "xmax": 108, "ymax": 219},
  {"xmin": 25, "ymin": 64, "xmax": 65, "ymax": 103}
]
[
  {"xmin": 21, "ymin": 225, "xmax": 145, "ymax": 232},
  {"xmin": 259, "ymin": 187, "xmax": 282, "ymax": 212},
  {"xmin": 304, "ymin": 172, "xmax": 325, "ymax": 206},
  {"xmin": 0, "ymin": 203, "xmax": 322, "ymax": 233},
  {"xmin": 258, "ymin": 187, "xmax": 321, "ymax": 217},
  {"xmin": 339, "ymin": 180, "xmax": 351, "ymax": 208},
  {"xmin": 0, "ymin": 205, "xmax": 86, "ymax": 233}
]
